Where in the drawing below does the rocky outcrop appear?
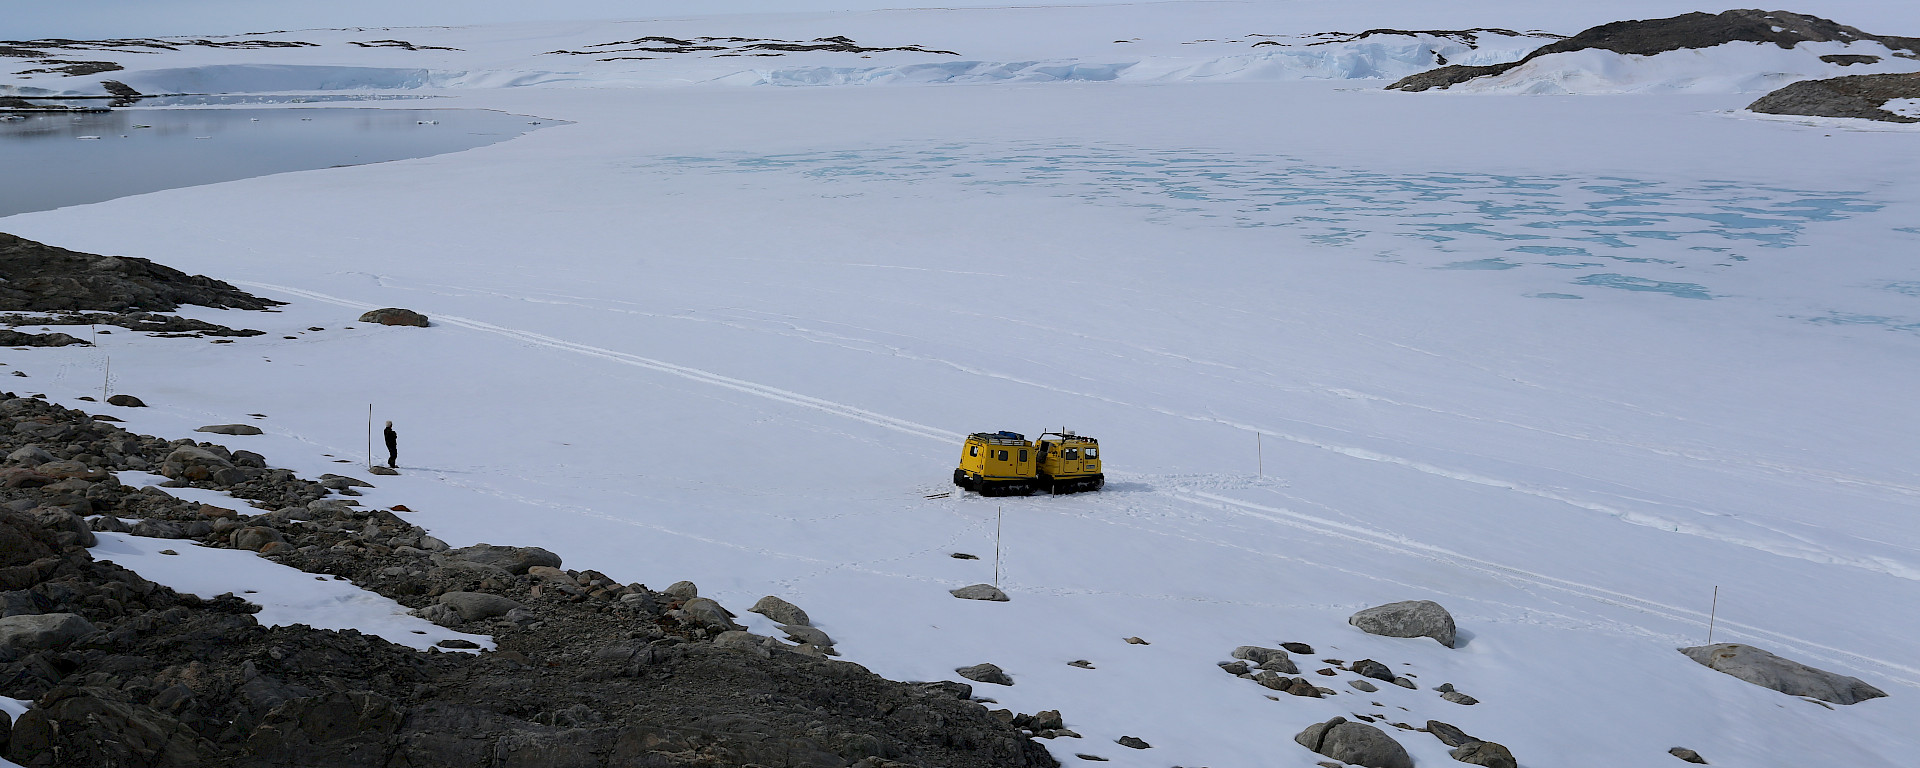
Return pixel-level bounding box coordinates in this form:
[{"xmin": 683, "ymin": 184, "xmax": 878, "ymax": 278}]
[
  {"xmin": 1349, "ymin": 600, "xmax": 1458, "ymax": 647},
  {"xmin": 0, "ymin": 391, "xmax": 1060, "ymax": 768},
  {"xmin": 1389, "ymin": 10, "xmax": 1920, "ymax": 91},
  {"xmin": 0, "ymin": 232, "xmax": 282, "ymax": 313},
  {"xmin": 1747, "ymin": 72, "xmax": 1920, "ymax": 122},
  {"xmin": 1680, "ymin": 643, "xmax": 1887, "ymax": 704}
]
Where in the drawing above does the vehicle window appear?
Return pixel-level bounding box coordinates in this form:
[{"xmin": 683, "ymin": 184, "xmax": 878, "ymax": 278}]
[
  {"xmin": 1085, "ymin": 448, "xmax": 1098, "ymax": 459},
  {"xmin": 1019, "ymin": 449, "xmax": 1028, "ymax": 462},
  {"xmin": 996, "ymin": 450, "xmax": 1008, "ymax": 461},
  {"xmin": 969, "ymin": 446, "xmax": 979, "ymax": 457},
  {"xmin": 1062, "ymin": 448, "xmax": 1080, "ymax": 460}
]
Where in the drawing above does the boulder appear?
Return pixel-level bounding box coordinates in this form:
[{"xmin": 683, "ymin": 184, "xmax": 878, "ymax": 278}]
[
  {"xmin": 751, "ymin": 595, "xmax": 811, "ymax": 626},
  {"xmin": 1670, "ymin": 747, "xmax": 1709, "ymax": 764},
  {"xmin": 1231, "ymin": 645, "xmax": 1297, "ymax": 673},
  {"xmin": 158, "ymin": 445, "xmax": 234, "ymax": 482},
  {"xmin": 680, "ymin": 597, "xmax": 741, "ymax": 631},
  {"xmin": 1116, "ymin": 736, "xmax": 1150, "ymax": 749},
  {"xmin": 664, "ymin": 580, "xmax": 699, "ymax": 600},
  {"xmin": 0, "ymin": 612, "xmax": 97, "ymax": 651},
  {"xmin": 31, "ymin": 460, "xmax": 106, "ymax": 481},
  {"xmin": 5, "ymin": 445, "xmax": 53, "ymax": 466},
  {"xmin": 195, "ymin": 424, "xmax": 263, "ymax": 436},
  {"xmin": 1349, "ymin": 679, "xmax": 1379, "ymax": 693},
  {"xmin": 950, "ymin": 583, "xmax": 1009, "ymax": 602},
  {"xmin": 130, "ymin": 519, "xmax": 188, "ymax": 539},
  {"xmin": 89, "ymin": 514, "xmax": 131, "ymax": 533},
  {"xmin": 358, "ymin": 308, "xmax": 430, "ymax": 327},
  {"xmin": 956, "ymin": 663, "xmax": 1013, "ymax": 686},
  {"xmin": 1352, "ymin": 659, "xmax": 1394, "ymax": 682},
  {"xmin": 6, "ymin": 686, "xmax": 205, "ymax": 766},
  {"xmin": 779, "ymin": 624, "xmax": 834, "ymax": 648},
  {"xmin": 1426, "ymin": 721, "xmax": 1476, "ymax": 748},
  {"xmin": 33, "ymin": 508, "xmax": 96, "ymax": 548},
  {"xmin": 440, "ymin": 543, "xmax": 560, "ymax": 575},
  {"xmin": 230, "ymin": 526, "xmax": 286, "ymax": 552},
  {"xmin": 1349, "ymin": 600, "xmax": 1457, "ymax": 648},
  {"xmin": 1680, "ymin": 643, "xmax": 1887, "ymax": 705},
  {"xmin": 1281, "ymin": 641, "xmax": 1315, "ymax": 654},
  {"xmin": 106, "ymin": 394, "xmax": 146, "ymax": 407},
  {"xmin": 1451, "ymin": 741, "xmax": 1517, "ymax": 768},
  {"xmin": 367, "ymin": 466, "xmax": 399, "ymax": 476},
  {"xmin": 436, "ymin": 591, "xmax": 523, "ymax": 622},
  {"xmin": 1294, "ymin": 717, "xmax": 1414, "ymax": 768},
  {"xmin": 245, "ymin": 690, "xmax": 404, "ymax": 758}
]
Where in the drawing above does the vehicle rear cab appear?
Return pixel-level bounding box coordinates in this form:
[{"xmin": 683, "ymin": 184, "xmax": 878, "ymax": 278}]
[
  {"xmin": 954, "ymin": 431, "xmax": 1036, "ymax": 496},
  {"xmin": 1036, "ymin": 432, "xmax": 1104, "ymax": 493}
]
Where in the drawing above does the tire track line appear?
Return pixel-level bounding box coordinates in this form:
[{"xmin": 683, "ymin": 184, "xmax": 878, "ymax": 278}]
[
  {"xmin": 237, "ymin": 281, "xmax": 961, "ymax": 444},
  {"xmin": 1173, "ymin": 488, "xmax": 1920, "ymax": 687}
]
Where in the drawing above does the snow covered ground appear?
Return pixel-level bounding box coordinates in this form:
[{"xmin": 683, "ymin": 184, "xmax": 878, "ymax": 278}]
[{"xmin": 6, "ymin": 2, "xmax": 1920, "ymax": 767}]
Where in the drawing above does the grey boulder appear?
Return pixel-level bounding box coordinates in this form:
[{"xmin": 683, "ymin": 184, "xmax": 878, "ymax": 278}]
[
  {"xmin": 1349, "ymin": 600, "xmax": 1457, "ymax": 648},
  {"xmin": 359, "ymin": 308, "xmax": 430, "ymax": 327},
  {"xmin": 1294, "ymin": 717, "xmax": 1414, "ymax": 768},
  {"xmin": 0, "ymin": 612, "xmax": 97, "ymax": 651},
  {"xmin": 750, "ymin": 595, "xmax": 810, "ymax": 626},
  {"xmin": 441, "ymin": 543, "xmax": 561, "ymax": 575},
  {"xmin": 1680, "ymin": 643, "xmax": 1887, "ymax": 705},
  {"xmin": 950, "ymin": 584, "xmax": 1009, "ymax": 601},
  {"xmin": 195, "ymin": 424, "xmax": 263, "ymax": 436},
  {"xmin": 230, "ymin": 526, "xmax": 285, "ymax": 552},
  {"xmin": 681, "ymin": 597, "xmax": 741, "ymax": 631},
  {"xmin": 1231, "ymin": 645, "xmax": 1297, "ymax": 673},
  {"xmin": 1451, "ymin": 740, "xmax": 1517, "ymax": 768},
  {"xmin": 436, "ymin": 591, "xmax": 523, "ymax": 622},
  {"xmin": 956, "ymin": 663, "xmax": 1013, "ymax": 686},
  {"xmin": 5, "ymin": 445, "xmax": 53, "ymax": 466}
]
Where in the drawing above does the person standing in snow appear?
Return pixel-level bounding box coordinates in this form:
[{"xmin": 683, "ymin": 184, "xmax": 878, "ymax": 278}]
[{"xmin": 383, "ymin": 420, "xmax": 398, "ymax": 469}]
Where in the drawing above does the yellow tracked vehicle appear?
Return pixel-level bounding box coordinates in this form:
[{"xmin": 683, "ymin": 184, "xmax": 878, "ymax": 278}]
[{"xmin": 952, "ymin": 430, "xmax": 1103, "ymax": 496}]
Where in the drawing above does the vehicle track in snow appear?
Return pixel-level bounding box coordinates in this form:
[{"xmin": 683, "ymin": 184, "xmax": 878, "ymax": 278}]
[{"xmin": 237, "ymin": 280, "xmax": 1920, "ymax": 687}]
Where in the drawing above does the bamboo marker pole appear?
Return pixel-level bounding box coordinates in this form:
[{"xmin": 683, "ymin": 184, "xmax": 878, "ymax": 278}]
[
  {"xmin": 366, "ymin": 405, "xmax": 373, "ymax": 471},
  {"xmin": 1257, "ymin": 432, "xmax": 1263, "ymax": 478},
  {"xmin": 994, "ymin": 506, "xmax": 1003, "ymax": 587},
  {"xmin": 1707, "ymin": 586, "xmax": 1720, "ymax": 645}
]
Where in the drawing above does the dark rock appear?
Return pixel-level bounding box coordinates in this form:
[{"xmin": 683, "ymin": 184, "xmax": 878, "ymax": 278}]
[
  {"xmin": 231, "ymin": 526, "xmax": 286, "ymax": 552},
  {"xmin": 0, "ymin": 612, "xmax": 96, "ymax": 650},
  {"xmin": 1116, "ymin": 736, "xmax": 1150, "ymax": 749},
  {"xmin": 1748, "ymin": 72, "xmax": 1920, "ymax": 123},
  {"xmin": 130, "ymin": 518, "xmax": 188, "ymax": 539},
  {"xmin": 1670, "ymin": 746, "xmax": 1709, "ymax": 763},
  {"xmin": 1680, "ymin": 643, "xmax": 1887, "ymax": 705},
  {"xmin": 751, "ymin": 595, "xmax": 810, "ymax": 626},
  {"xmin": 1349, "ymin": 679, "xmax": 1379, "ymax": 692},
  {"xmin": 1220, "ymin": 660, "xmax": 1250, "ymax": 675},
  {"xmin": 105, "ymin": 394, "xmax": 147, "ymax": 407},
  {"xmin": 1232, "ymin": 645, "xmax": 1298, "ymax": 673},
  {"xmin": 956, "ymin": 663, "xmax": 1013, "ymax": 686},
  {"xmin": 436, "ymin": 591, "xmax": 523, "ymax": 622},
  {"xmin": 1441, "ymin": 690, "xmax": 1480, "ymax": 705},
  {"xmin": 680, "ymin": 597, "xmax": 741, "ymax": 631},
  {"xmin": 357, "ymin": 308, "xmax": 430, "ymax": 327},
  {"xmin": 1452, "ymin": 740, "xmax": 1518, "ymax": 768},
  {"xmin": 440, "ymin": 543, "xmax": 560, "ymax": 575},
  {"xmin": 1352, "ymin": 659, "xmax": 1395, "ymax": 681},
  {"xmin": 1427, "ymin": 720, "xmax": 1477, "ymax": 748},
  {"xmin": 0, "ymin": 232, "xmax": 283, "ymax": 313},
  {"xmin": 6, "ymin": 686, "xmax": 207, "ymax": 766},
  {"xmin": 196, "ymin": 423, "xmax": 264, "ymax": 436},
  {"xmin": 1281, "ymin": 641, "xmax": 1314, "ymax": 654},
  {"xmin": 950, "ymin": 583, "xmax": 1009, "ymax": 601},
  {"xmin": 367, "ymin": 466, "xmax": 398, "ymax": 476},
  {"xmin": 1390, "ymin": 10, "xmax": 1920, "ymax": 91},
  {"xmin": 1349, "ymin": 600, "xmax": 1457, "ymax": 647},
  {"xmin": 1294, "ymin": 716, "xmax": 1414, "ymax": 768}
]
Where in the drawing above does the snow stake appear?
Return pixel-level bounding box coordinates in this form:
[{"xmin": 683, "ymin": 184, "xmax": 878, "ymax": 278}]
[
  {"xmin": 1706, "ymin": 585, "xmax": 1719, "ymax": 645},
  {"xmin": 994, "ymin": 506, "xmax": 1002, "ymax": 587}
]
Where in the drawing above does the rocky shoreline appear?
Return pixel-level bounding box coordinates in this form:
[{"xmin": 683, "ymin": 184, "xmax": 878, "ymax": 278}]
[{"xmin": 0, "ymin": 391, "xmax": 1060, "ymax": 767}]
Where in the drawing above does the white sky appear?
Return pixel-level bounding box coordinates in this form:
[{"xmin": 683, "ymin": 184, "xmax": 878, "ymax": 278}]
[
  {"xmin": 11, "ymin": 1, "xmax": 1913, "ymax": 41},
  {"xmin": 10, "ymin": 0, "xmax": 1015, "ymax": 38}
]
